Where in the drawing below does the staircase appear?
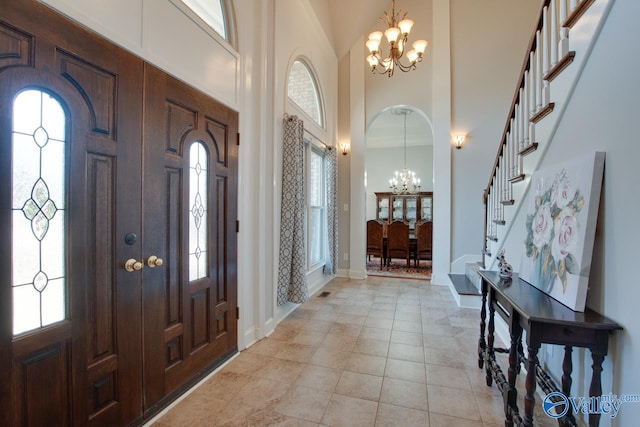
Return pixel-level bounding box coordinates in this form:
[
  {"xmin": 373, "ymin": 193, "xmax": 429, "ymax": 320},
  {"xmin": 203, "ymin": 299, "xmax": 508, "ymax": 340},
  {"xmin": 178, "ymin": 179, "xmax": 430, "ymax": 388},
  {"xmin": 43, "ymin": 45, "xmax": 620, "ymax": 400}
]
[
  {"xmin": 482, "ymin": 0, "xmax": 613, "ymax": 270},
  {"xmin": 448, "ymin": 262, "xmax": 482, "ymax": 308},
  {"xmin": 451, "ymin": 0, "xmax": 614, "ymax": 305}
]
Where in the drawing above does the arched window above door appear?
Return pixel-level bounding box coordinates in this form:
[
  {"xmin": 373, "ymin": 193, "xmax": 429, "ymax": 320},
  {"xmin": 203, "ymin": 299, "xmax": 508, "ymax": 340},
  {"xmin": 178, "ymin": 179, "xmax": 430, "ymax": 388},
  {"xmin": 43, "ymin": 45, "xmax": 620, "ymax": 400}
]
[
  {"xmin": 178, "ymin": 0, "xmax": 234, "ymax": 44},
  {"xmin": 287, "ymin": 59, "xmax": 324, "ymax": 128}
]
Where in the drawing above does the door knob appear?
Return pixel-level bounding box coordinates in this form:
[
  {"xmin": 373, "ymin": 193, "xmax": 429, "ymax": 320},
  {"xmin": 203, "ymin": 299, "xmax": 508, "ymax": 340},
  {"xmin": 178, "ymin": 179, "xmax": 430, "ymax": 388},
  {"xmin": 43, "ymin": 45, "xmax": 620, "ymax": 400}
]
[
  {"xmin": 147, "ymin": 255, "xmax": 164, "ymax": 268},
  {"xmin": 125, "ymin": 258, "xmax": 144, "ymax": 272}
]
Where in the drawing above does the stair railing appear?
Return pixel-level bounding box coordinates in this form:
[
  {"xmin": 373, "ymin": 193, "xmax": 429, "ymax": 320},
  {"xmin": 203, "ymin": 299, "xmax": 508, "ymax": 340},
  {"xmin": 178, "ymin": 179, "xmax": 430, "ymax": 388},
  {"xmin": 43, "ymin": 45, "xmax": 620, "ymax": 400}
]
[{"xmin": 482, "ymin": 0, "xmax": 595, "ymax": 265}]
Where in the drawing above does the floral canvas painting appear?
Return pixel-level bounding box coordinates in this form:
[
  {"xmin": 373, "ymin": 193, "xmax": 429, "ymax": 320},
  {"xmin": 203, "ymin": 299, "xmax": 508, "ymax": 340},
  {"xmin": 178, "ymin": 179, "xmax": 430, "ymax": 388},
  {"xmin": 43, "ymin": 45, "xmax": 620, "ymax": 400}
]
[{"xmin": 519, "ymin": 152, "xmax": 605, "ymax": 312}]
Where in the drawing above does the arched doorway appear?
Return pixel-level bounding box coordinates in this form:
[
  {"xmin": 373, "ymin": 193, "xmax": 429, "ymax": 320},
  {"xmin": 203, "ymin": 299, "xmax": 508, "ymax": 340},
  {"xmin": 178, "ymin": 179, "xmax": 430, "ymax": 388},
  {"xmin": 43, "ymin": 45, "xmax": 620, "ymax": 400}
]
[{"xmin": 365, "ymin": 105, "xmax": 434, "ymax": 278}]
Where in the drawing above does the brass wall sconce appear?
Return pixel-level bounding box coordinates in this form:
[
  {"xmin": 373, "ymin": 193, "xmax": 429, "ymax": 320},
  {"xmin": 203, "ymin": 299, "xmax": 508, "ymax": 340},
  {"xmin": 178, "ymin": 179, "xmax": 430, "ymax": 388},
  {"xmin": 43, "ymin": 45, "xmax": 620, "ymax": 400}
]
[
  {"xmin": 340, "ymin": 142, "xmax": 350, "ymax": 156},
  {"xmin": 453, "ymin": 134, "xmax": 466, "ymax": 149}
]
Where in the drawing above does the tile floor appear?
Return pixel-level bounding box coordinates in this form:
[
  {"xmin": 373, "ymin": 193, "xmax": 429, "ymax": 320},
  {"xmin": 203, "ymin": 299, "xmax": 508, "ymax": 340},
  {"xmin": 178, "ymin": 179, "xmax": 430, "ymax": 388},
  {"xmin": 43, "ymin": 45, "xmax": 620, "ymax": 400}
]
[{"xmin": 151, "ymin": 276, "xmax": 556, "ymax": 426}]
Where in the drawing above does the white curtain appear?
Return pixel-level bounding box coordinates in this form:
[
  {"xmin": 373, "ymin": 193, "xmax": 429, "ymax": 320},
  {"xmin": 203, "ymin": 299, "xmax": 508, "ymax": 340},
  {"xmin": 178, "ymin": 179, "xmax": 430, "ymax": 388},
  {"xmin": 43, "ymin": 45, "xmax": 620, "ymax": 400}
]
[
  {"xmin": 324, "ymin": 147, "xmax": 338, "ymax": 275},
  {"xmin": 277, "ymin": 115, "xmax": 308, "ymax": 305}
]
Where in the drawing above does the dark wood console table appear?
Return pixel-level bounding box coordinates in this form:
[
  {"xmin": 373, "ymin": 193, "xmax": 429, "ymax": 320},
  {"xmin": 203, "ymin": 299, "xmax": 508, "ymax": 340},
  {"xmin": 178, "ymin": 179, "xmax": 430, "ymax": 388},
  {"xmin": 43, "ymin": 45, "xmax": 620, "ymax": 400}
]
[{"xmin": 477, "ymin": 271, "xmax": 622, "ymax": 427}]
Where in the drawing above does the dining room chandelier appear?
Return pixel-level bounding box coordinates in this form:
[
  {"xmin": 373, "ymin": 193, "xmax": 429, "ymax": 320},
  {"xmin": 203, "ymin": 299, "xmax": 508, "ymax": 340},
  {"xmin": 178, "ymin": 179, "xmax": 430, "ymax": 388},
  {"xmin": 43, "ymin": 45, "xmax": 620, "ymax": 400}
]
[
  {"xmin": 389, "ymin": 109, "xmax": 421, "ymax": 194},
  {"xmin": 366, "ymin": 0, "xmax": 428, "ymax": 78}
]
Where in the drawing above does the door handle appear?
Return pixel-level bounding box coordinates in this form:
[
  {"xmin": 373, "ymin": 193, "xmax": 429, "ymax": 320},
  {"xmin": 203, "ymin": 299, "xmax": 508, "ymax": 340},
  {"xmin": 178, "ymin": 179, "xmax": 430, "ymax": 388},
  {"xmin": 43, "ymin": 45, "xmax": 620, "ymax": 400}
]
[
  {"xmin": 146, "ymin": 255, "xmax": 164, "ymax": 268},
  {"xmin": 124, "ymin": 258, "xmax": 144, "ymax": 272}
]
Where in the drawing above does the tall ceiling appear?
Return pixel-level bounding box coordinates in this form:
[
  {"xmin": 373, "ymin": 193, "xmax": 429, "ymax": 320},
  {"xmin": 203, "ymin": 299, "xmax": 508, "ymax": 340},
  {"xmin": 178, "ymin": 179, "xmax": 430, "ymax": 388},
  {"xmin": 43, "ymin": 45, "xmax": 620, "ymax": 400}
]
[
  {"xmin": 308, "ymin": 0, "xmax": 391, "ymax": 60},
  {"xmin": 306, "ymin": 0, "xmax": 431, "ymax": 148}
]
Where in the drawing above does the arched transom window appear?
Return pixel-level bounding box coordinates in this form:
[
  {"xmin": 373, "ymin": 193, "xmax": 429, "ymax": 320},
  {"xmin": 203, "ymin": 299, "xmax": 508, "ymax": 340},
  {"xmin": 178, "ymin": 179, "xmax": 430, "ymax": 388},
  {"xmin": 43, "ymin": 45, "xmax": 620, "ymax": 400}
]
[
  {"xmin": 180, "ymin": 0, "xmax": 227, "ymax": 40},
  {"xmin": 287, "ymin": 60, "xmax": 324, "ymax": 128}
]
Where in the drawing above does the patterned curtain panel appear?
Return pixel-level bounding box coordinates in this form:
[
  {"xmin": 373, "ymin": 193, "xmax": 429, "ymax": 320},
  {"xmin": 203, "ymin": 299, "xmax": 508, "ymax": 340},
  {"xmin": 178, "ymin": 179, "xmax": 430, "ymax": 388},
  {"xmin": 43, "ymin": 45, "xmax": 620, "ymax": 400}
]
[
  {"xmin": 277, "ymin": 115, "xmax": 308, "ymax": 305},
  {"xmin": 324, "ymin": 147, "xmax": 338, "ymax": 275}
]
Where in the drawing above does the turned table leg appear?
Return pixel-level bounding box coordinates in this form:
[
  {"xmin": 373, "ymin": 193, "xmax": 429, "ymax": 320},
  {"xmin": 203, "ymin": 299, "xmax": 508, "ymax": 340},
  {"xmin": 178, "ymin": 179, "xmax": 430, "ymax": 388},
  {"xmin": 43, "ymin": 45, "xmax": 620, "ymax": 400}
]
[
  {"xmin": 486, "ymin": 292, "xmax": 495, "ymax": 387},
  {"xmin": 589, "ymin": 353, "xmax": 605, "ymax": 427},
  {"xmin": 562, "ymin": 346, "xmax": 576, "ymax": 426},
  {"xmin": 523, "ymin": 344, "xmax": 540, "ymax": 427},
  {"xmin": 505, "ymin": 322, "xmax": 522, "ymax": 427},
  {"xmin": 478, "ymin": 281, "xmax": 487, "ymax": 369}
]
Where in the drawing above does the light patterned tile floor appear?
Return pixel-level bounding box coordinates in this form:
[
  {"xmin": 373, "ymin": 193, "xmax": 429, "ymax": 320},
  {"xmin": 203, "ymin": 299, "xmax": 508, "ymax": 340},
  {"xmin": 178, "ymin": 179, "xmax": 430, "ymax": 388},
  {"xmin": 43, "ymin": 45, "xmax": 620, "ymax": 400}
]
[{"xmin": 150, "ymin": 276, "xmax": 557, "ymax": 427}]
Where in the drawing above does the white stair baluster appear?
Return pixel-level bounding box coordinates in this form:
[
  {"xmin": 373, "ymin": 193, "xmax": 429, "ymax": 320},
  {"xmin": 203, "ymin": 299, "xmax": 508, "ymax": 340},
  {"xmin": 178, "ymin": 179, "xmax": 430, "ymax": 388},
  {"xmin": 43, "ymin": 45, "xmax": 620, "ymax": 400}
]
[
  {"xmin": 542, "ymin": 7, "xmax": 551, "ymax": 105},
  {"xmin": 551, "ymin": 0, "xmax": 559, "ymax": 66},
  {"xmin": 523, "ymin": 71, "xmax": 530, "ymax": 149},
  {"xmin": 536, "ymin": 30, "xmax": 543, "ymax": 109},
  {"xmin": 559, "ymin": 0, "xmax": 569, "ymax": 58},
  {"xmin": 529, "ymin": 51, "xmax": 537, "ymax": 116}
]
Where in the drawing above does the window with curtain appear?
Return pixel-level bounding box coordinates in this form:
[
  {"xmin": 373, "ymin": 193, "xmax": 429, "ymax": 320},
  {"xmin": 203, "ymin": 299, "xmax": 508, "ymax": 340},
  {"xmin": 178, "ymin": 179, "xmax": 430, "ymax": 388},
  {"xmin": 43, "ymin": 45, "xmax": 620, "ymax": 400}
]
[
  {"xmin": 286, "ymin": 58, "xmax": 335, "ymax": 277},
  {"xmin": 307, "ymin": 145, "xmax": 326, "ymax": 269},
  {"xmin": 180, "ymin": 0, "xmax": 227, "ymax": 40}
]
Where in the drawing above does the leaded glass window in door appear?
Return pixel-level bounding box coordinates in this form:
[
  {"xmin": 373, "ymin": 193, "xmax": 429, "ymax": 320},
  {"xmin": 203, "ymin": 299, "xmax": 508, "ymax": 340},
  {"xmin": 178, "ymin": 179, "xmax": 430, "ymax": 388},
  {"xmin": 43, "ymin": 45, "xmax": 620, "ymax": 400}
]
[
  {"xmin": 12, "ymin": 89, "xmax": 67, "ymax": 335},
  {"xmin": 189, "ymin": 142, "xmax": 209, "ymax": 281}
]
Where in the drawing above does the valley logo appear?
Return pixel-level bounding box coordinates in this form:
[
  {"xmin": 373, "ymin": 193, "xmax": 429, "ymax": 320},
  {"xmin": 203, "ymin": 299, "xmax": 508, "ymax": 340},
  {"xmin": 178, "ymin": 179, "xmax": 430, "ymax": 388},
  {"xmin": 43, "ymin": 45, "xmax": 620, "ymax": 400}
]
[{"xmin": 542, "ymin": 391, "xmax": 640, "ymax": 419}]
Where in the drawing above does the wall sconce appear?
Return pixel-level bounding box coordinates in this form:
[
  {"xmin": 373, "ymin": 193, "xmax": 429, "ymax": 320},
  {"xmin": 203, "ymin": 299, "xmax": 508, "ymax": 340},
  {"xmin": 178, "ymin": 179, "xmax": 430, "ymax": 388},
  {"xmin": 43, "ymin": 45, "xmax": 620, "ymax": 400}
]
[
  {"xmin": 340, "ymin": 141, "xmax": 350, "ymax": 156},
  {"xmin": 453, "ymin": 134, "xmax": 466, "ymax": 149}
]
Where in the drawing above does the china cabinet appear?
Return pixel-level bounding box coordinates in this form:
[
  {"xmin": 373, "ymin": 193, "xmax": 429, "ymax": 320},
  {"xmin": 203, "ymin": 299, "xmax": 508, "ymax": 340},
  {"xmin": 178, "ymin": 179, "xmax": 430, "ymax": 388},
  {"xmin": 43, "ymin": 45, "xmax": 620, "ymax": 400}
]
[{"xmin": 375, "ymin": 192, "xmax": 432, "ymax": 229}]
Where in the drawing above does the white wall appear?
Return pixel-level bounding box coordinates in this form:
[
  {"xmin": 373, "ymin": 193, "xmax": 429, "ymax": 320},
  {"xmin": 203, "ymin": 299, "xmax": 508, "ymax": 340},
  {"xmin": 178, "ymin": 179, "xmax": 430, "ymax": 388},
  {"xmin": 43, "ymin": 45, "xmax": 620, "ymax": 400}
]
[
  {"xmin": 347, "ymin": 0, "xmax": 537, "ymax": 283},
  {"xmin": 489, "ymin": 1, "xmax": 640, "ymax": 424},
  {"xmin": 449, "ymin": 0, "xmax": 539, "ymax": 262},
  {"xmin": 364, "ymin": 0, "xmax": 434, "ymax": 126},
  {"xmin": 41, "ymin": 0, "xmax": 240, "ymax": 108},
  {"xmin": 536, "ymin": 1, "xmax": 640, "ymax": 423}
]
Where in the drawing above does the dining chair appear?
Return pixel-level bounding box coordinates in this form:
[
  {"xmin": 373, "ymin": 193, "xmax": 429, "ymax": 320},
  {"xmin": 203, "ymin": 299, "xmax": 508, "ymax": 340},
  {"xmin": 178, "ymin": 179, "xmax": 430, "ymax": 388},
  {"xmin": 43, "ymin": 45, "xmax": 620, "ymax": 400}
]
[
  {"xmin": 386, "ymin": 220, "xmax": 410, "ymax": 269},
  {"xmin": 414, "ymin": 220, "xmax": 432, "ymax": 267},
  {"xmin": 366, "ymin": 220, "xmax": 384, "ymax": 268}
]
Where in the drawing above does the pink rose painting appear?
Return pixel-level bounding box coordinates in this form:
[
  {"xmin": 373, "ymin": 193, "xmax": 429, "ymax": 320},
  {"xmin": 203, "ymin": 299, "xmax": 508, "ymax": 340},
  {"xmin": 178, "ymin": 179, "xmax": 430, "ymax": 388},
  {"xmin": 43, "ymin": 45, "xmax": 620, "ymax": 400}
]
[{"xmin": 519, "ymin": 152, "xmax": 605, "ymax": 312}]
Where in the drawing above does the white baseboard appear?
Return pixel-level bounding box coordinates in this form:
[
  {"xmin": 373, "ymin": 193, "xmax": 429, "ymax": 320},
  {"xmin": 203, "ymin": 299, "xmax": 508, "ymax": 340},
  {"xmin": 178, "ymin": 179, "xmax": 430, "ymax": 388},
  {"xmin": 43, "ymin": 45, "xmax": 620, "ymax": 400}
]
[
  {"xmin": 308, "ymin": 273, "xmax": 334, "ymax": 296},
  {"xmin": 335, "ymin": 268, "xmax": 350, "ymax": 278},
  {"xmin": 349, "ymin": 269, "xmax": 367, "ymax": 280},
  {"xmin": 241, "ymin": 328, "xmax": 259, "ymax": 350},
  {"xmin": 430, "ymin": 272, "xmax": 451, "ymax": 287}
]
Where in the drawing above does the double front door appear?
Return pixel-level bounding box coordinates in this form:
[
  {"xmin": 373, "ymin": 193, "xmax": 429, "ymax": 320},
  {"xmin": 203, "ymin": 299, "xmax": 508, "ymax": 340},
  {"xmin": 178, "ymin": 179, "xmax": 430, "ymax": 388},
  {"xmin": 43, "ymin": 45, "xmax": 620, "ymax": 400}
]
[{"xmin": 0, "ymin": 2, "xmax": 238, "ymax": 426}]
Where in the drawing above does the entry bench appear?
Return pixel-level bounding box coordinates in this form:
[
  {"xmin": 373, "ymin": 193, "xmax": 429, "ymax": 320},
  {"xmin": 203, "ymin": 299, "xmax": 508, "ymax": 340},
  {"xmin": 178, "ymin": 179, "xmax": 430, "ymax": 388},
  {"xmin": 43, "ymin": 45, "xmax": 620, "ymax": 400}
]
[{"xmin": 477, "ymin": 271, "xmax": 622, "ymax": 427}]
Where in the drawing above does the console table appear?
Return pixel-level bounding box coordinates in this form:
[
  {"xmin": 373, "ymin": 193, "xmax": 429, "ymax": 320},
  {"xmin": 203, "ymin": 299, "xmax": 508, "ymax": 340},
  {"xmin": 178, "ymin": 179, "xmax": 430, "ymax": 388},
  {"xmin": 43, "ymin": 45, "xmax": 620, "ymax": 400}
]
[{"xmin": 477, "ymin": 271, "xmax": 622, "ymax": 427}]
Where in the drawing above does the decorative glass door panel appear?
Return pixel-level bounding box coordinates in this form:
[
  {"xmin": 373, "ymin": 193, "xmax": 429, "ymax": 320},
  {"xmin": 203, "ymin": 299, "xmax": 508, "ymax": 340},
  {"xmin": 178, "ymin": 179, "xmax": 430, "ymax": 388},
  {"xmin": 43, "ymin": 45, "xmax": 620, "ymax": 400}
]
[
  {"xmin": 377, "ymin": 195, "xmax": 389, "ymax": 221},
  {"xmin": 406, "ymin": 196, "xmax": 417, "ymax": 228},
  {"xmin": 392, "ymin": 196, "xmax": 404, "ymax": 221},
  {"xmin": 189, "ymin": 141, "xmax": 209, "ymax": 281},
  {"xmin": 421, "ymin": 195, "xmax": 432, "ymax": 221},
  {"xmin": 11, "ymin": 90, "xmax": 67, "ymax": 335}
]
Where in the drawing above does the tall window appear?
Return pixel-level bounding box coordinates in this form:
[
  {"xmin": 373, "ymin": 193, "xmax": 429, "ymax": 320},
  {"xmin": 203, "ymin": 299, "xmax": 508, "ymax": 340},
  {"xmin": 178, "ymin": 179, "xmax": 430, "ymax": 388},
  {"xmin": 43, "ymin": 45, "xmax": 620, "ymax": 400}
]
[
  {"xmin": 287, "ymin": 58, "xmax": 327, "ymax": 272},
  {"xmin": 12, "ymin": 90, "xmax": 67, "ymax": 335},
  {"xmin": 189, "ymin": 141, "xmax": 208, "ymax": 281},
  {"xmin": 180, "ymin": 0, "xmax": 227, "ymax": 40},
  {"xmin": 307, "ymin": 145, "xmax": 326, "ymax": 269},
  {"xmin": 287, "ymin": 60, "xmax": 324, "ymax": 128}
]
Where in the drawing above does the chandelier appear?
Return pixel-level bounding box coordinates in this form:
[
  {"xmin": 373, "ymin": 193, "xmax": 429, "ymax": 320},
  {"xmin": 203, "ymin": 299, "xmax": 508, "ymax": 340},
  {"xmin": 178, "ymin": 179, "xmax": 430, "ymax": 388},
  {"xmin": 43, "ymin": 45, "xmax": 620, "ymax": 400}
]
[
  {"xmin": 366, "ymin": 0, "xmax": 428, "ymax": 77},
  {"xmin": 389, "ymin": 109, "xmax": 421, "ymax": 194}
]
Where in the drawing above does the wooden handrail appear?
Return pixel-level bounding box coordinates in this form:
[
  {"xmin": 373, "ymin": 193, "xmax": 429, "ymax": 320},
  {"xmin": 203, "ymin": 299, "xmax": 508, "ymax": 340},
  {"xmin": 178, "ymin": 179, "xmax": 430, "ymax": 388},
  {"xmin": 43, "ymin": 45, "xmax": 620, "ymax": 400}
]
[
  {"xmin": 483, "ymin": 0, "xmax": 550, "ymax": 202},
  {"xmin": 482, "ymin": 0, "xmax": 594, "ymax": 258},
  {"xmin": 483, "ymin": 0, "xmax": 595, "ymax": 203}
]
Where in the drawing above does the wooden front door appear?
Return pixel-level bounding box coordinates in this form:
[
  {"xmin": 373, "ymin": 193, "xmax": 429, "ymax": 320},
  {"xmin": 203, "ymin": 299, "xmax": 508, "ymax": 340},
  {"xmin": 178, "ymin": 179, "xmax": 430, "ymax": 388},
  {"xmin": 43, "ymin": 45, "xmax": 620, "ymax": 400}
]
[
  {"xmin": 141, "ymin": 64, "xmax": 238, "ymax": 412},
  {"xmin": 0, "ymin": 2, "xmax": 238, "ymax": 426}
]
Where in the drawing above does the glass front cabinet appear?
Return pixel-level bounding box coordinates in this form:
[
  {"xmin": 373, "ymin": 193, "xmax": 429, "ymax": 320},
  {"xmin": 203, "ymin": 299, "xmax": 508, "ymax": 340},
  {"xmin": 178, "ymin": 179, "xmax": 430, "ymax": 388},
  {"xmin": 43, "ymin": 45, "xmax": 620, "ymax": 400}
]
[{"xmin": 375, "ymin": 192, "xmax": 433, "ymax": 229}]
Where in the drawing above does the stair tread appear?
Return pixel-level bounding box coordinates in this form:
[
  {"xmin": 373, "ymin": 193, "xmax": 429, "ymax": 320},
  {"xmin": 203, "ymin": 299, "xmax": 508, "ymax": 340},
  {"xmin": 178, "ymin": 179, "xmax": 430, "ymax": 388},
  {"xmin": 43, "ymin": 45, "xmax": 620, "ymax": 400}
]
[{"xmin": 449, "ymin": 274, "xmax": 482, "ymax": 296}]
